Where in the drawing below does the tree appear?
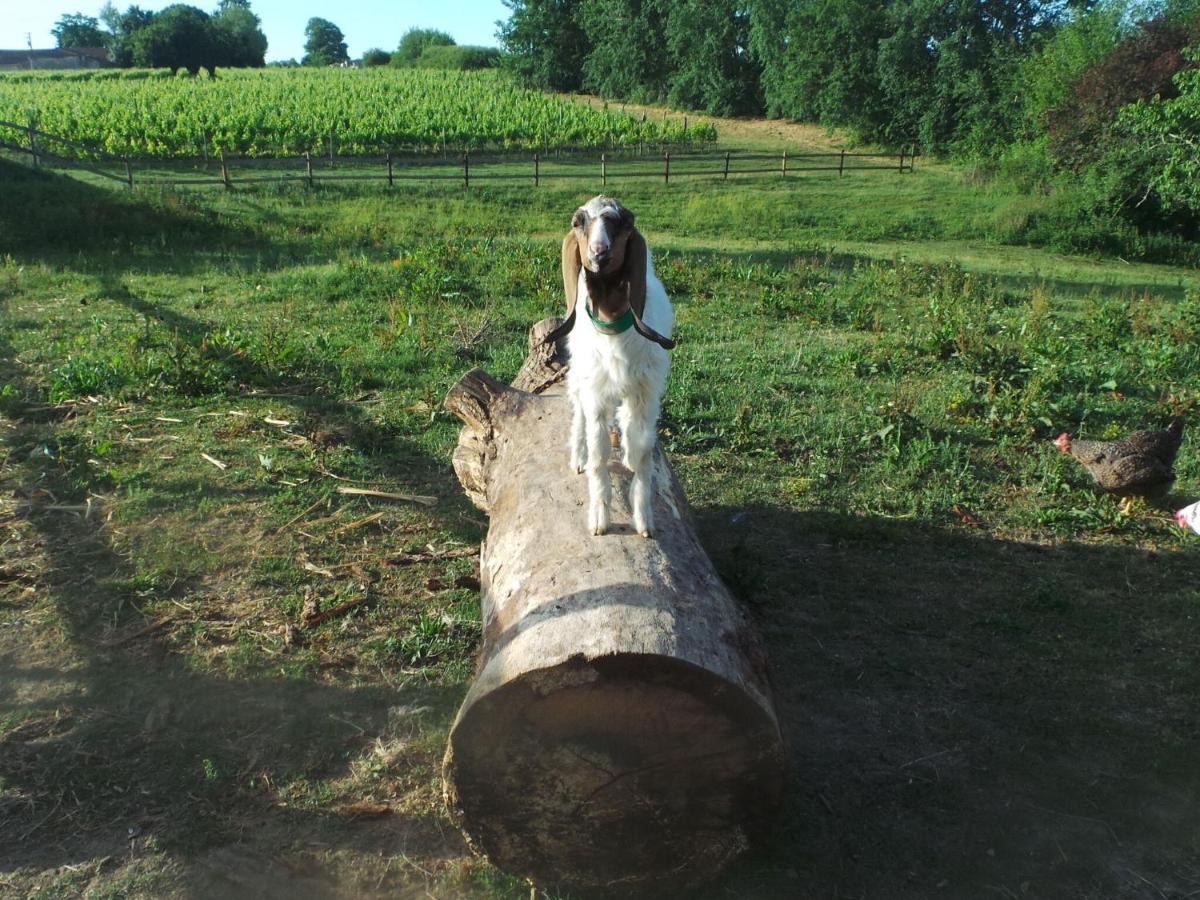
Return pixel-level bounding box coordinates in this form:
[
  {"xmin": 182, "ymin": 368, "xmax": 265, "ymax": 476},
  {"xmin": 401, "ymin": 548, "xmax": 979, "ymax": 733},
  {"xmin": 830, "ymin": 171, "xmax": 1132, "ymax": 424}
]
[
  {"xmin": 1017, "ymin": 0, "xmax": 1129, "ymax": 141},
  {"xmin": 128, "ymin": 5, "xmax": 216, "ymax": 72},
  {"xmin": 412, "ymin": 45, "xmax": 501, "ymax": 69},
  {"xmin": 394, "ymin": 28, "xmax": 455, "ymax": 64},
  {"xmin": 303, "ymin": 17, "xmax": 349, "ymax": 66},
  {"xmin": 100, "ymin": 3, "xmax": 157, "ymax": 66},
  {"xmin": 663, "ymin": 1, "xmax": 759, "ymax": 115},
  {"xmin": 578, "ymin": 0, "xmax": 671, "ymax": 102},
  {"xmin": 362, "ymin": 47, "xmax": 391, "ymax": 66},
  {"xmin": 748, "ymin": 0, "xmax": 888, "ymax": 124},
  {"xmin": 1121, "ymin": 53, "xmax": 1200, "ymax": 217},
  {"xmin": 1044, "ymin": 13, "xmax": 1200, "ymax": 167},
  {"xmin": 52, "ymin": 13, "xmax": 107, "ymax": 48},
  {"xmin": 211, "ymin": 0, "xmax": 267, "ymax": 66},
  {"xmin": 498, "ymin": 0, "xmax": 588, "ymax": 91}
]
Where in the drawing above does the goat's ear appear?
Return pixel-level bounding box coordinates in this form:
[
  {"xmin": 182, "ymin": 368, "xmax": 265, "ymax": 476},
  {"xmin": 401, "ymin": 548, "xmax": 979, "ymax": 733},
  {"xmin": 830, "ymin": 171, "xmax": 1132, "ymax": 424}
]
[
  {"xmin": 617, "ymin": 204, "xmax": 635, "ymax": 234},
  {"xmin": 561, "ymin": 231, "xmax": 582, "ymax": 319},
  {"xmin": 543, "ymin": 232, "xmax": 582, "ymax": 347},
  {"xmin": 622, "ymin": 227, "xmax": 648, "ymax": 318}
]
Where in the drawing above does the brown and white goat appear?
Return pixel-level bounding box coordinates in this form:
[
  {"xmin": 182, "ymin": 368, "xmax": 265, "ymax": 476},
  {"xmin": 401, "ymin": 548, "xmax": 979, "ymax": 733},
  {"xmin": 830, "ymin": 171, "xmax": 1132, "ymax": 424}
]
[{"xmin": 545, "ymin": 196, "xmax": 675, "ymax": 537}]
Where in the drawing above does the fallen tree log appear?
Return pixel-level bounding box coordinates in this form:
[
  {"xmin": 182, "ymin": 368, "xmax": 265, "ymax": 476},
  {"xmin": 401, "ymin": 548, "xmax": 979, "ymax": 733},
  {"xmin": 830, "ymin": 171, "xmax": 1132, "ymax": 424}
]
[{"xmin": 442, "ymin": 319, "xmax": 786, "ymax": 893}]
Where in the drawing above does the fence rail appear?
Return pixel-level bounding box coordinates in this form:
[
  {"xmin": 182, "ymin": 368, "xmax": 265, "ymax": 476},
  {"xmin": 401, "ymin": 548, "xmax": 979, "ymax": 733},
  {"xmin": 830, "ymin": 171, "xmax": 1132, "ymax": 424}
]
[{"xmin": 0, "ymin": 120, "xmax": 916, "ymax": 190}]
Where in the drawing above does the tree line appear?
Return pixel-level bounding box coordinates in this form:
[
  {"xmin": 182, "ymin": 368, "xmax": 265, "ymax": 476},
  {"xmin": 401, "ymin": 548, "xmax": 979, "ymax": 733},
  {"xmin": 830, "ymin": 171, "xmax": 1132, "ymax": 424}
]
[
  {"xmin": 357, "ymin": 29, "xmax": 501, "ymax": 70},
  {"xmin": 51, "ymin": 6, "xmax": 500, "ymax": 73},
  {"xmin": 53, "ymin": 1, "xmax": 268, "ymax": 70},
  {"xmin": 500, "ymin": 0, "xmax": 1200, "ymax": 253}
]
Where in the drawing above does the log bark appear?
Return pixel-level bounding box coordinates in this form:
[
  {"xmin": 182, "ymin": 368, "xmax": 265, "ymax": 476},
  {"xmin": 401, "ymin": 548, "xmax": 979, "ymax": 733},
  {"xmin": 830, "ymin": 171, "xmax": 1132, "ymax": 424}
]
[{"xmin": 442, "ymin": 319, "xmax": 786, "ymax": 894}]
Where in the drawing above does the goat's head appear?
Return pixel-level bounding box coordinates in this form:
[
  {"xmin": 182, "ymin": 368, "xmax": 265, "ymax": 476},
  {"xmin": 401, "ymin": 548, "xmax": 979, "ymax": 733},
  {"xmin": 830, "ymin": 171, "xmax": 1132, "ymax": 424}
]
[
  {"xmin": 546, "ymin": 196, "xmax": 672, "ymax": 349},
  {"xmin": 570, "ymin": 195, "xmax": 637, "ymax": 274}
]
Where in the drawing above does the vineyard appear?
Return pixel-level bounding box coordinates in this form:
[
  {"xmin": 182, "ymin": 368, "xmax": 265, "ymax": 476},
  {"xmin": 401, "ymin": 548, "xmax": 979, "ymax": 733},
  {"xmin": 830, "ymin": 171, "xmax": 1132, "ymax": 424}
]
[{"xmin": 0, "ymin": 67, "xmax": 715, "ymax": 159}]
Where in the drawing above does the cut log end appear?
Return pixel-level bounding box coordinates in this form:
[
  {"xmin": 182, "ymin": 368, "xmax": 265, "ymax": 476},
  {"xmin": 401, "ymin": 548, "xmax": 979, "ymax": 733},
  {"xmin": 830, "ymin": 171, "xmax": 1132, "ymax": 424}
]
[{"xmin": 444, "ymin": 654, "xmax": 785, "ymax": 892}]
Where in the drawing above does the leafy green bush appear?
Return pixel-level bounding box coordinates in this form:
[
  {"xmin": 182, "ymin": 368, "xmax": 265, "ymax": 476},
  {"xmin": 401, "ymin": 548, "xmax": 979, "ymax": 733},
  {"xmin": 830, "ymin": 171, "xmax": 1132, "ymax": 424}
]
[{"xmin": 410, "ymin": 45, "xmax": 501, "ymax": 71}]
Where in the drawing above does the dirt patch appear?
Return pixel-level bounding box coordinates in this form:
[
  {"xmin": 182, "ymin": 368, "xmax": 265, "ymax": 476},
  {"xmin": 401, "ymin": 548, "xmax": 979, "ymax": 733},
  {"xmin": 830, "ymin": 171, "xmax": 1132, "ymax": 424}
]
[{"xmin": 562, "ymin": 92, "xmax": 853, "ymax": 152}]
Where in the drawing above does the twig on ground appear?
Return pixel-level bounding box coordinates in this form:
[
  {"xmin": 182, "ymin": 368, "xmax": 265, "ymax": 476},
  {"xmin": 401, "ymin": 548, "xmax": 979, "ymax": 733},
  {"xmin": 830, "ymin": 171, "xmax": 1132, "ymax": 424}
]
[
  {"xmin": 200, "ymin": 452, "xmax": 228, "ymax": 471},
  {"xmin": 301, "ymin": 592, "xmax": 371, "ymax": 628},
  {"xmin": 300, "ymin": 560, "xmax": 336, "ymax": 578},
  {"xmin": 322, "ymin": 546, "xmax": 476, "ymax": 572},
  {"xmin": 275, "ymin": 497, "xmax": 327, "ymax": 534},
  {"xmin": 99, "ymin": 615, "xmax": 173, "ymax": 648},
  {"xmin": 330, "ymin": 511, "xmax": 385, "ymax": 536},
  {"xmin": 336, "ymin": 486, "xmax": 436, "ymax": 506}
]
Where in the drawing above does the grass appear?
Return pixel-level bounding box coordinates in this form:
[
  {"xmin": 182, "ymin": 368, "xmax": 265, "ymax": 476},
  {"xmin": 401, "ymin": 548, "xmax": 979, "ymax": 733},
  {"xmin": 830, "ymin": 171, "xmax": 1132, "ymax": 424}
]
[{"xmin": 1, "ymin": 146, "xmax": 1199, "ymax": 899}]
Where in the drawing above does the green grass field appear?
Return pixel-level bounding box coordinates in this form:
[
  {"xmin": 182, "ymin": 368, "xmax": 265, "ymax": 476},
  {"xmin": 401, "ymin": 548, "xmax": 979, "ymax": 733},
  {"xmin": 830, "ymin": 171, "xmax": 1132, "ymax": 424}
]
[{"xmin": 1, "ymin": 125, "xmax": 1199, "ymax": 899}]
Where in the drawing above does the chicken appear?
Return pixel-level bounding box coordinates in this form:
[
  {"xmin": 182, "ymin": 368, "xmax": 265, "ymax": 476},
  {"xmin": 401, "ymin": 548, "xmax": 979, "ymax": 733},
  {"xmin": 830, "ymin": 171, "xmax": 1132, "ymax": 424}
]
[{"xmin": 1054, "ymin": 418, "xmax": 1184, "ymax": 514}]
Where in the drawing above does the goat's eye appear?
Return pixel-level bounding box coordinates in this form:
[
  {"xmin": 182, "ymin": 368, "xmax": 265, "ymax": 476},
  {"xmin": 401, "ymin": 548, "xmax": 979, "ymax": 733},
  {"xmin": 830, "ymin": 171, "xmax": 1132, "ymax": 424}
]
[{"xmin": 572, "ymin": 213, "xmax": 585, "ymax": 229}]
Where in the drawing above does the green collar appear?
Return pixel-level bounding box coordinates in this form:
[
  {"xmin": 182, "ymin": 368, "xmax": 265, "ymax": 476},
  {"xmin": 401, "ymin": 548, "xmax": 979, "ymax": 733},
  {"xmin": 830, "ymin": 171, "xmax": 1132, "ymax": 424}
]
[{"xmin": 586, "ymin": 302, "xmax": 635, "ymax": 336}]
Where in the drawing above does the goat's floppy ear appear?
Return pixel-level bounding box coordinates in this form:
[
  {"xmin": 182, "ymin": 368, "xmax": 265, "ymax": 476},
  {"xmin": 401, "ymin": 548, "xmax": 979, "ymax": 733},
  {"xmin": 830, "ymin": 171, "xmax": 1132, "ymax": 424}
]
[
  {"xmin": 561, "ymin": 230, "xmax": 582, "ymax": 319},
  {"xmin": 623, "ymin": 226, "xmax": 676, "ymax": 350},
  {"xmin": 622, "ymin": 226, "xmax": 648, "ymax": 319},
  {"xmin": 542, "ymin": 232, "xmax": 581, "ymax": 345}
]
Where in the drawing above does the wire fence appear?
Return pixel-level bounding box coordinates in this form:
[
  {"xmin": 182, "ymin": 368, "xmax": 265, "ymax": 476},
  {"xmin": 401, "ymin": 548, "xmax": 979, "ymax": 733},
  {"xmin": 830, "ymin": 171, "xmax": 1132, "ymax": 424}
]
[{"xmin": 1, "ymin": 119, "xmax": 917, "ymax": 190}]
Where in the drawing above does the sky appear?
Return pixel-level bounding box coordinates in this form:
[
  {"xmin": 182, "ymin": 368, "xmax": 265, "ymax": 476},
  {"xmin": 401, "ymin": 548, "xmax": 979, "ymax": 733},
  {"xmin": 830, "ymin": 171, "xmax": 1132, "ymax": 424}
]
[{"xmin": 0, "ymin": 0, "xmax": 511, "ymax": 62}]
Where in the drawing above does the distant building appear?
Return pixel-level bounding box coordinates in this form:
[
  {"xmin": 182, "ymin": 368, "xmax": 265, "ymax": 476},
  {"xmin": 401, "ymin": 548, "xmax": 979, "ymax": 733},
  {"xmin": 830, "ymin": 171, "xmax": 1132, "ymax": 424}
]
[{"xmin": 0, "ymin": 47, "xmax": 110, "ymax": 72}]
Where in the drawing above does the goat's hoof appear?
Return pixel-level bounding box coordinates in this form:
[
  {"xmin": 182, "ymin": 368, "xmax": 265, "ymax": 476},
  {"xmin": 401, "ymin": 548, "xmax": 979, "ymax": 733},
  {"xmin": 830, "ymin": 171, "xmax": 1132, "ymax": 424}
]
[
  {"xmin": 638, "ymin": 528, "xmax": 653, "ymax": 539},
  {"xmin": 592, "ymin": 525, "xmax": 609, "ymax": 536},
  {"xmin": 575, "ymin": 466, "xmax": 585, "ymax": 475}
]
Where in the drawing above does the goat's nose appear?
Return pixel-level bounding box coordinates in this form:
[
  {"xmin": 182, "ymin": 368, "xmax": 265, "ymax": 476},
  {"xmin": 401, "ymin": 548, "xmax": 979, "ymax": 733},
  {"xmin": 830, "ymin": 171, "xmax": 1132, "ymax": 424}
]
[{"xmin": 590, "ymin": 243, "xmax": 609, "ymax": 259}]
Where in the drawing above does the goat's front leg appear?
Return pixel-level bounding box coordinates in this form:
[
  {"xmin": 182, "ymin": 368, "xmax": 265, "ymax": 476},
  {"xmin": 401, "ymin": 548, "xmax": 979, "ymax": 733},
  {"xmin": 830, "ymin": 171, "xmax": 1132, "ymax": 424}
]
[
  {"xmin": 568, "ymin": 396, "xmax": 587, "ymax": 475},
  {"xmin": 619, "ymin": 395, "xmax": 660, "ymax": 538},
  {"xmin": 583, "ymin": 400, "xmax": 614, "ymax": 535}
]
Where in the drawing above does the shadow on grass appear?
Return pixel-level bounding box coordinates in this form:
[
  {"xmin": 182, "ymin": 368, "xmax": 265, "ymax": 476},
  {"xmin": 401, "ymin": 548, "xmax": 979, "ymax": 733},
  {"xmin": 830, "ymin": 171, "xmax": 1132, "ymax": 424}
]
[
  {"xmin": 693, "ymin": 504, "xmax": 1200, "ymax": 899},
  {"xmin": 0, "ymin": 163, "xmax": 481, "ymax": 894},
  {"xmin": 0, "ymin": 332, "xmax": 474, "ymax": 899},
  {"xmin": 0, "ymin": 503, "xmax": 467, "ymax": 890},
  {"xmin": 684, "ymin": 244, "xmax": 1195, "ymax": 302},
  {"xmin": 92, "ymin": 273, "xmax": 473, "ymax": 519},
  {"xmin": 0, "ymin": 156, "xmax": 296, "ymax": 272}
]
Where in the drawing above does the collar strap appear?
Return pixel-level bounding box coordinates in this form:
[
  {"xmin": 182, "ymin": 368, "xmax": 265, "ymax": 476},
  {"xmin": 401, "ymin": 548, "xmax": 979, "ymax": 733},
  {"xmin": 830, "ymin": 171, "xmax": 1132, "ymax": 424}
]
[{"xmin": 586, "ymin": 301, "xmax": 635, "ymax": 335}]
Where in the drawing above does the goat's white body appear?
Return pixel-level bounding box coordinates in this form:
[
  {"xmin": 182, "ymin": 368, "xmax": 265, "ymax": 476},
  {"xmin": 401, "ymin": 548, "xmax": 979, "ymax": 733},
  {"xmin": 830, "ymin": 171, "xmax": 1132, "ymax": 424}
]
[{"xmin": 566, "ymin": 251, "xmax": 672, "ymax": 536}]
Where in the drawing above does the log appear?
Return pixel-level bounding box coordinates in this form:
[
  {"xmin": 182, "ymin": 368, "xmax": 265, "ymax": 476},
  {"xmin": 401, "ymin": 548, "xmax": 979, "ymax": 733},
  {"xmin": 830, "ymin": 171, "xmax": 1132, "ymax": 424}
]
[{"xmin": 442, "ymin": 319, "xmax": 786, "ymax": 893}]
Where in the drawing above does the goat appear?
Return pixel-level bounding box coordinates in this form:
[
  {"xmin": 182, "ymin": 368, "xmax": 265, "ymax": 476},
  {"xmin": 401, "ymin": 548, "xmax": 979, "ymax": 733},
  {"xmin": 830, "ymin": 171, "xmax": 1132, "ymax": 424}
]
[{"xmin": 544, "ymin": 196, "xmax": 675, "ymax": 537}]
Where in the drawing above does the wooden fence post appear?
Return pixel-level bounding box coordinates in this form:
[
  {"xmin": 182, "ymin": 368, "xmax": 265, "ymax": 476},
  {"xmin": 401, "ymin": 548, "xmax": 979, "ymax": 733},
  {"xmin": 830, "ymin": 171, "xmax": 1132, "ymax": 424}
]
[
  {"xmin": 899, "ymin": 147, "xmax": 905, "ymax": 174},
  {"xmin": 782, "ymin": 150, "xmax": 788, "ymax": 178},
  {"xmin": 202, "ymin": 130, "xmax": 208, "ymax": 164},
  {"xmin": 839, "ymin": 149, "xmax": 845, "ymax": 176},
  {"xmin": 329, "ymin": 128, "xmax": 334, "ymax": 166},
  {"xmin": 27, "ymin": 124, "xmax": 38, "ymax": 168},
  {"xmin": 463, "ymin": 152, "xmax": 470, "ymax": 188},
  {"xmin": 601, "ymin": 153, "xmax": 607, "ymax": 186},
  {"xmin": 386, "ymin": 152, "xmax": 393, "ymax": 187},
  {"xmin": 305, "ymin": 152, "xmax": 313, "ymax": 188},
  {"xmin": 534, "ymin": 152, "xmax": 539, "ymax": 187},
  {"xmin": 663, "ymin": 152, "xmax": 670, "ymax": 185},
  {"xmin": 220, "ymin": 152, "xmax": 231, "ymax": 190},
  {"xmin": 724, "ymin": 151, "xmax": 730, "ymax": 181},
  {"xmin": 909, "ymin": 144, "xmax": 916, "ymax": 173},
  {"xmin": 125, "ymin": 158, "xmax": 133, "ymax": 189}
]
